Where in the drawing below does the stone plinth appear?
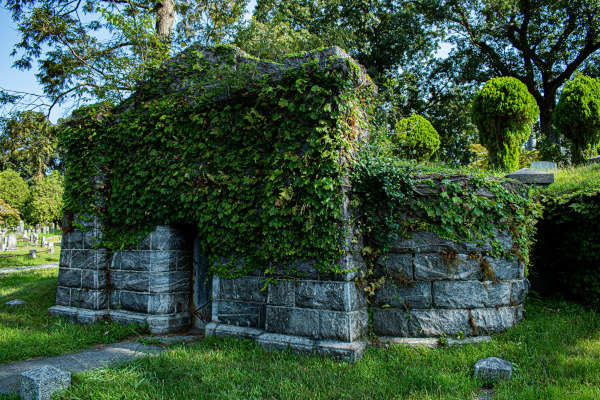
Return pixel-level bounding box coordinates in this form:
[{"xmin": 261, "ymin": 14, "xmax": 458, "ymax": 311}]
[{"xmin": 506, "ymin": 168, "xmax": 554, "ymax": 186}]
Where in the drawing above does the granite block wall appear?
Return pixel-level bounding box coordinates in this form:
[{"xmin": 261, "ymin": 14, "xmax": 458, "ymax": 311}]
[
  {"xmin": 50, "ymin": 223, "xmax": 194, "ymax": 334},
  {"xmin": 371, "ymin": 230, "xmax": 529, "ymax": 338}
]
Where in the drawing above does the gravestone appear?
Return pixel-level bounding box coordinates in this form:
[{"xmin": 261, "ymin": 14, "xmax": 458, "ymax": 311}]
[
  {"xmin": 7, "ymin": 234, "xmax": 18, "ymax": 251},
  {"xmin": 19, "ymin": 220, "xmax": 24, "ymax": 233},
  {"xmin": 23, "ymin": 231, "xmax": 29, "ymax": 240},
  {"xmin": 48, "ymin": 242, "xmax": 54, "ymax": 254},
  {"xmin": 51, "ymin": 223, "xmax": 55, "ymax": 233},
  {"xmin": 20, "ymin": 366, "xmax": 71, "ymax": 400},
  {"xmin": 29, "ymin": 249, "xmax": 36, "ymax": 259},
  {"xmin": 505, "ymin": 168, "xmax": 554, "ymax": 187},
  {"xmin": 6, "ymin": 299, "xmax": 26, "ymax": 306},
  {"xmin": 474, "ymin": 357, "xmax": 513, "ymax": 380},
  {"xmin": 0, "ymin": 243, "xmax": 4, "ymax": 252},
  {"xmin": 530, "ymin": 161, "xmax": 557, "ymax": 171},
  {"xmin": 41, "ymin": 237, "xmax": 48, "ymax": 247}
]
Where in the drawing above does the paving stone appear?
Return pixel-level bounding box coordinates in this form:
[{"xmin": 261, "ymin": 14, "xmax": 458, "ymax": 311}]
[
  {"xmin": 20, "ymin": 366, "xmax": 70, "ymax": 400},
  {"xmin": 474, "ymin": 357, "xmax": 513, "ymax": 380}
]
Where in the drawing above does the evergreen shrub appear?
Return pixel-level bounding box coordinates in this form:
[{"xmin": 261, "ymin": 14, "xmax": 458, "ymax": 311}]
[
  {"xmin": 391, "ymin": 114, "xmax": 440, "ymax": 161},
  {"xmin": 471, "ymin": 77, "xmax": 539, "ymax": 172}
]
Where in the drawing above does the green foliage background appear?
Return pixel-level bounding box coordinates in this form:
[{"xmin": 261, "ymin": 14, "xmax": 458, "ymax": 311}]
[{"xmin": 0, "ymin": 169, "xmax": 31, "ymax": 211}]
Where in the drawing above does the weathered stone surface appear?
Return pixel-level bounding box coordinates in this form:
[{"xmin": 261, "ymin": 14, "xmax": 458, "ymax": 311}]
[
  {"xmin": 378, "ymin": 335, "xmax": 491, "ymax": 348},
  {"xmin": 20, "ymin": 365, "xmax": 71, "ymax": 400},
  {"xmin": 265, "ymin": 306, "xmax": 319, "ymax": 338},
  {"xmin": 70, "ymin": 250, "xmax": 94, "ymax": 269},
  {"xmin": 117, "ymin": 251, "xmax": 152, "ymax": 271},
  {"xmin": 112, "ymin": 291, "xmax": 149, "ymax": 313},
  {"xmin": 390, "ymin": 230, "xmax": 457, "ymax": 253},
  {"xmin": 149, "ymin": 271, "xmax": 190, "ymax": 293},
  {"xmin": 510, "ymin": 278, "xmax": 530, "ymax": 304},
  {"xmin": 372, "ymin": 308, "xmax": 410, "ymax": 337},
  {"xmin": 5, "ymin": 299, "xmax": 26, "ymax": 306},
  {"xmin": 110, "ymin": 270, "xmax": 149, "ymax": 292},
  {"xmin": 372, "ymin": 282, "xmax": 431, "ymax": 309},
  {"xmin": 433, "ymin": 281, "xmax": 511, "ymax": 309},
  {"xmin": 219, "ymin": 276, "xmax": 267, "ymax": 302},
  {"xmin": 375, "ymin": 253, "xmax": 413, "ymax": 279},
  {"xmin": 295, "ymin": 281, "xmax": 359, "ymax": 311},
  {"xmin": 6, "ymin": 234, "xmax": 17, "ymax": 251},
  {"xmin": 267, "ymin": 280, "xmax": 295, "ymax": 307},
  {"xmin": 148, "ymin": 293, "xmax": 189, "ymax": 314},
  {"xmin": 64, "ymin": 230, "xmax": 84, "ymax": 249},
  {"xmin": 175, "ymin": 251, "xmax": 193, "ymax": 271},
  {"xmin": 505, "ymin": 168, "xmax": 553, "ymax": 186},
  {"xmin": 81, "ymin": 270, "xmax": 108, "ymax": 290},
  {"xmin": 474, "ymin": 357, "xmax": 513, "ymax": 380},
  {"xmin": 151, "ymin": 227, "xmax": 190, "ymax": 251},
  {"xmin": 57, "ymin": 268, "xmax": 82, "ymax": 288},
  {"xmin": 71, "ymin": 289, "xmax": 107, "ymax": 310},
  {"xmin": 48, "ymin": 242, "xmax": 55, "ymax": 254},
  {"xmin": 414, "ymin": 253, "xmax": 481, "ymax": 281},
  {"xmin": 531, "ymin": 161, "xmax": 557, "ymax": 171},
  {"xmin": 485, "ymin": 257, "xmax": 520, "ymax": 280},
  {"xmin": 318, "ymin": 310, "xmax": 366, "ymax": 342},
  {"xmin": 408, "ymin": 309, "xmax": 470, "ymax": 337},
  {"xmin": 216, "ymin": 300, "xmax": 266, "ymax": 328},
  {"xmin": 470, "ymin": 307, "xmax": 517, "ymax": 335},
  {"xmin": 55, "ymin": 287, "xmax": 71, "ymax": 307}
]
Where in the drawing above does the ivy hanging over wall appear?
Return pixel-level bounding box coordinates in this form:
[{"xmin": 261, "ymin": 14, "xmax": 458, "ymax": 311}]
[
  {"xmin": 61, "ymin": 44, "xmax": 540, "ymax": 280},
  {"xmin": 61, "ymin": 45, "xmax": 375, "ymax": 278}
]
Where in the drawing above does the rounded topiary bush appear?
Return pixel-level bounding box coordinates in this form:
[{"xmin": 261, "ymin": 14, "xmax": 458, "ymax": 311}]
[
  {"xmin": 392, "ymin": 114, "xmax": 440, "ymax": 161},
  {"xmin": 471, "ymin": 77, "xmax": 539, "ymax": 171},
  {"xmin": 554, "ymin": 74, "xmax": 600, "ymax": 164}
]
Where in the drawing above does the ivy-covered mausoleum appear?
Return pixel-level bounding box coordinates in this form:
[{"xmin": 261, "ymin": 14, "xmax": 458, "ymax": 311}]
[{"xmin": 50, "ymin": 45, "xmax": 537, "ymax": 360}]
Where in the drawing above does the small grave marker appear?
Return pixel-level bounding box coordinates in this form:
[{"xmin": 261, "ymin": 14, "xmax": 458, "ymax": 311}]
[
  {"xmin": 48, "ymin": 242, "xmax": 55, "ymax": 254},
  {"xmin": 474, "ymin": 357, "xmax": 513, "ymax": 380},
  {"xmin": 20, "ymin": 365, "xmax": 71, "ymax": 400},
  {"xmin": 6, "ymin": 299, "xmax": 26, "ymax": 306},
  {"xmin": 7, "ymin": 233, "xmax": 18, "ymax": 251},
  {"xmin": 29, "ymin": 249, "xmax": 36, "ymax": 259}
]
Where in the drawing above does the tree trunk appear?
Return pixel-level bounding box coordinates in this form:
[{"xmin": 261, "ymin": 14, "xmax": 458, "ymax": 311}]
[
  {"xmin": 538, "ymin": 92, "xmax": 557, "ymax": 143},
  {"xmin": 155, "ymin": 0, "xmax": 175, "ymax": 43}
]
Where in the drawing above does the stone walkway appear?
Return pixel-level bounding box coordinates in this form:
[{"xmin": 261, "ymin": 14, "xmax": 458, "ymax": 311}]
[
  {"xmin": 0, "ymin": 335, "xmax": 200, "ymax": 396},
  {"xmin": 0, "ymin": 263, "xmax": 59, "ymax": 275}
]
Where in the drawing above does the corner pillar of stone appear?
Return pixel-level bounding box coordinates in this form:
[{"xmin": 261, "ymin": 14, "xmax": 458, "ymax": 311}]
[{"xmin": 50, "ymin": 220, "xmax": 193, "ymax": 334}]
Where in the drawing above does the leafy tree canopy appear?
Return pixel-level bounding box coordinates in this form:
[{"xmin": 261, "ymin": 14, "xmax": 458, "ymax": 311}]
[
  {"xmin": 0, "ymin": 111, "xmax": 60, "ymax": 181},
  {"xmin": 0, "ymin": 168, "xmax": 31, "ymax": 211},
  {"xmin": 422, "ymin": 0, "xmax": 600, "ymax": 143},
  {"xmin": 27, "ymin": 170, "xmax": 64, "ymax": 224}
]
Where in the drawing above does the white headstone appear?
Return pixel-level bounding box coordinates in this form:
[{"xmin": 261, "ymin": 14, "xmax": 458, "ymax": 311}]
[
  {"xmin": 29, "ymin": 249, "xmax": 36, "ymax": 258},
  {"xmin": 23, "ymin": 230, "xmax": 29, "ymax": 240},
  {"xmin": 530, "ymin": 161, "xmax": 557, "ymax": 171},
  {"xmin": 7, "ymin": 234, "xmax": 18, "ymax": 251},
  {"xmin": 19, "ymin": 220, "xmax": 24, "ymax": 233},
  {"xmin": 48, "ymin": 242, "xmax": 55, "ymax": 254},
  {"xmin": 41, "ymin": 236, "xmax": 48, "ymax": 247}
]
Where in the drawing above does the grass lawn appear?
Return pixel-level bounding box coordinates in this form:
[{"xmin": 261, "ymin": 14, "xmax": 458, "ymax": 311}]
[
  {"xmin": 0, "ymin": 268, "xmax": 145, "ymax": 365},
  {"xmin": 0, "ymin": 235, "xmax": 61, "ymax": 269},
  {"xmin": 1, "ymin": 270, "xmax": 599, "ymax": 399}
]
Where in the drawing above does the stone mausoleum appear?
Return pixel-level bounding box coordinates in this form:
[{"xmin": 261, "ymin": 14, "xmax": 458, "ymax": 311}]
[{"xmin": 50, "ymin": 45, "xmax": 532, "ymax": 361}]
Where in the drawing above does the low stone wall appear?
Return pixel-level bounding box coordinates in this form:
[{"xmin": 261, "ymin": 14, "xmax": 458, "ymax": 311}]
[
  {"xmin": 50, "ymin": 222, "xmax": 193, "ymax": 334},
  {"xmin": 371, "ymin": 230, "xmax": 529, "ymax": 338}
]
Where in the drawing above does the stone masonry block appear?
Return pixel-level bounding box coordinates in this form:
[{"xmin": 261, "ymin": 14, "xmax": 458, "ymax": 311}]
[
  {"xmin": 114, "ymin": 291, "xmax": 149, "ymax": 313},
  {"xmin": 55, "ymin": 287, "xmax": 71, "ymax": 307},
  {"xmin": 266, "ymin": 306, "xmax": 319, "ymax": 338},
  {"xmin": 151, "ymin": 227, "xmax": 190, "ymax": 251},
  {"xmin": 414, "ymin": 253, "xmax": 481, "ymax": 281},
  {"xmin": 216, "ymin": 300, "xmax": 266, "ymax": 328},
  {"xmin": 149, "ymin": 271, "xmax": 190, "ymax": 293},
  {"xmin": 470, "ymin": 307, "xmax": 517, "ymax": 335},
  {"xmin": 150, "ymin": 252, "xmax": 178, "ymax": 272},
  {"xmin": 81, "ymin": 270, "xmax": 108, "ymax": 290},
  {"xmin": 295, "ymin": 281, "xmax": 359, "ymax": 311},
  {"xmin": 433, "ymin": 281, "xmax": 511, "ymax": 309},
  {"xmin": 82, "ymin": 229, "xmax": 102, "ymax": 249},
  {"xmin": 318, "ymin": 310, "xmax": 365, "ymax": 342},
  {"xmin": 375, "ymin": 253, "xmax": 413, "ymax": 279},
  {"xmin": 64, "ymin": 230, "xmax": 84, "ymax": 250},
  {"xmin": 267, "ymin": 280, "xmax": 295, "ymax": 307},
  {"xmin": 485, "ymin": 257, "xmax": 520, "ymax": 280},
  {"xmin": 57, "ymin": 268, "xmax": 82, "ymax": 288},
  {"xmin": 372, "ymin": 308, "xmax": 410, "ymax": 337},
  {"xmin": 20, "ymin": 365, "xmax": 71, "ymax": 400},
  {"xmin": 110, "ymin": 270, "xmax": 150, "ymax": 292},
  {"xmin": 70, "ymin": 289, "xmax": 107, "ymax": 310},
  {"xmin": 70, "ymin": 250, "xmax": 94, "ymax": 270},
  {"xmin": 117, "ymin": 251, "xmax": 152, "ymax": 271},
  {"xmin": 58, "ymin": 249, "xmax": 72, "ymax": 268},
  {"xmin": 510, "ymin": 278, "xmax": 530, "ymax": 304},
  {"xmin": 372, "ymin": 281, "xmax": 431, "ymax": 309},
  {"xmin": 219, "ymin": 276, "xmax": 267, "ymax": 303},
  {"xmin": 409, "ymin": 309, "xmax": 470, "ymax": 337},
  {"xmin": 148, "ymin": 293, "xmax": 189, "ymax": 314},
  {"xmin": 176, "ymin": 251, "xmax": 193, "ymax": 271}
]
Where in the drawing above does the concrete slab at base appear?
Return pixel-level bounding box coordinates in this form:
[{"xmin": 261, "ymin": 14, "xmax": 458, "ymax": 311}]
[
  {"xmin": 205, "ymin": 322, "xmax": 368, "ymax": 362},
  {"xmin": 48, "ymin": 306, "xmax": 107, "ymax": 324},
  {"xmin": 377, "ymin": 335, "xmax": 492, "ymax": 348},
  {"xmin": 110, "ymin": 310, "xmax": 191, "ymax": 334}
]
